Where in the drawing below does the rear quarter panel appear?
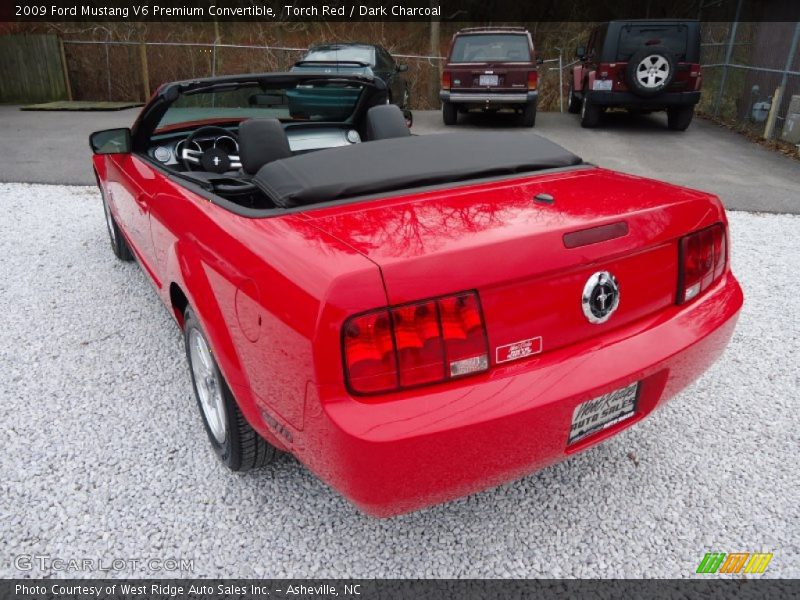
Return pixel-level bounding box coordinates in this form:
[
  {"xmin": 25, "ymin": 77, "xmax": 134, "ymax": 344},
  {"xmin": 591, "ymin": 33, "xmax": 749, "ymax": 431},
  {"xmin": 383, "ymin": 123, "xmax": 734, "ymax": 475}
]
[{"xmin": 99, "ymin": 161, "xmax": 386, "ymax": 449}]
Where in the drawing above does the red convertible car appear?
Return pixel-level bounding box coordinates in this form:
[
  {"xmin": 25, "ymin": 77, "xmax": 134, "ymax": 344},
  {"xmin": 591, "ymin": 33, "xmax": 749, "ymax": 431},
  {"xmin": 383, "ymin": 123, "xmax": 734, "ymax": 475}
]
[{"xmin": 91, "ymin": 72, "xmax": 742, "ymax": 517}]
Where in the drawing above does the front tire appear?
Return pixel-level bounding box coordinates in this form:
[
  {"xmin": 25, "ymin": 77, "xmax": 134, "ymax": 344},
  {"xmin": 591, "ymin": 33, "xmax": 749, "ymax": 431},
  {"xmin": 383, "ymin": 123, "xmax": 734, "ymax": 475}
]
[
  {"xmin": 184, "ymin": 308, "xmax": 276, "ymax": 471},
  {"xmin": 100, "ymin": 186, "xmax": 133, "ymax": 261},
  {"xmin": 580, "ymin": 94, "xmax": 601, "ymax": 128},
  {"xmin": 442, "ymin": 101, "xmax": 458, "ymax": 125},
  {"xmin": 667, "ymin": 106, "xmax": 694, "ymax": 131}
]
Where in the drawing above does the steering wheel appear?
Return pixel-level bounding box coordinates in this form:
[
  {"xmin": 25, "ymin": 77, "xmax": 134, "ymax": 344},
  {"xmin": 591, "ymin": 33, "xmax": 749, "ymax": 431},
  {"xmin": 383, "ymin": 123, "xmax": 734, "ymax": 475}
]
[{"xmin": 180, "ymin": 126, "xmax": 241, "ymax": 173}]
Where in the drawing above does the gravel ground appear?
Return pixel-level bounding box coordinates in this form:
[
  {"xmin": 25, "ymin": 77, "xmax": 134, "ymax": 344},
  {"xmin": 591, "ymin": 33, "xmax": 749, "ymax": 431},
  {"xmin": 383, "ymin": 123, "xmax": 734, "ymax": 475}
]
[{"xmin": 1, "ymin": 182, "xmax": 798, "ymax": 578}]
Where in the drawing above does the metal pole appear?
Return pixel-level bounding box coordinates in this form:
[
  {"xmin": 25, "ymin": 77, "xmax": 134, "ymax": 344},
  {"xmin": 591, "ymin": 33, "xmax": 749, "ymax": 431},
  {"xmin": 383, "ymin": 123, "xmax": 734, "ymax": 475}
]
[
  {"xmin": 429, "ymin": 6, "xmax": 441, "ymax": 109},
  {"xmin": 212, "ymin": 19, "xmax": 220, "ymax": 77},
  {"xmin": 558, "ymin": 49, "xmax": 564, "ymax": 113},
  {"xmin": 105, "ymin": 43, "xmax": 111, "ymax": 101},
  {"xmin": 766, "ymin": 21, "xmax": 800, "ymax": 140},
  {"xmin": 714, "ymin": 0, "xmax": 743, "ymax": 117}
]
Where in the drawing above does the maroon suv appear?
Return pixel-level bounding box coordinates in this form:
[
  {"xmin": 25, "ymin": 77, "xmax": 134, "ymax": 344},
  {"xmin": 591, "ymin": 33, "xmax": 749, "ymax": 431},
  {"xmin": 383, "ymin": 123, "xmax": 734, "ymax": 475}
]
[{"xmin": 440, "ymin": 27, "xmax": 540, "ymax": 127}]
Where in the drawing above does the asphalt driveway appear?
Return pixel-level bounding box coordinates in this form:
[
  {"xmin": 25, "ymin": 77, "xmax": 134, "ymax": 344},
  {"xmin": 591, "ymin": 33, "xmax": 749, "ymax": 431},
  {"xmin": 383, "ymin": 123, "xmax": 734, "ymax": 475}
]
[{"xmin": 0, "ymin": 104, "xmax": 798, "ymax": 214}]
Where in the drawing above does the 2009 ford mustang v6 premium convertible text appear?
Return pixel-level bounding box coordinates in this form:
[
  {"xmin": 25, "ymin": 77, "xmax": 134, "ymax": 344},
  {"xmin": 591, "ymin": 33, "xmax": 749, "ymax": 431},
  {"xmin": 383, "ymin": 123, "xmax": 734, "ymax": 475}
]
[{"xmin": 91, "ymin": 72, "xmax": 742, "ymax": 516}]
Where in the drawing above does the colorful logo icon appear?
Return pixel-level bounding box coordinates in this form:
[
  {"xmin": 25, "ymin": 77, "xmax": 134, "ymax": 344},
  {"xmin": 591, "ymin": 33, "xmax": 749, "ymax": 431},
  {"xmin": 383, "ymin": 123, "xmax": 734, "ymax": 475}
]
[{"xmin": 696, "ymin": 552, "xmax": 773, "ymax": 574}]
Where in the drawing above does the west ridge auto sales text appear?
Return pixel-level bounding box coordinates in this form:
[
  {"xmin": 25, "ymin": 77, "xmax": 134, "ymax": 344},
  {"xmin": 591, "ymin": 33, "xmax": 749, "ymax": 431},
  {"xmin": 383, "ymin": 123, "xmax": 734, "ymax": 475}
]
[
  {"xmin": 35, "ymin": 4, "xmax": 441, "ymax": 18},
  {"xmin": 17, "ymin": 583, "xmax": 357, "ymax": 597}
]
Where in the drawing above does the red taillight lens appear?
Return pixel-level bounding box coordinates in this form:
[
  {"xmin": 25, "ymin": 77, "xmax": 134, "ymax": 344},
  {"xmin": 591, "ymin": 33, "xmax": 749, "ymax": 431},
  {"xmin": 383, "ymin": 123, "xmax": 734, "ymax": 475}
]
[
  {"xmin": 678, "ymin": 223, "xmax": 727, "ymax": 304},
  {"xmin": 343, "ymin": 291, "xmax": 489, "ymax": 395},
  {"xmin": 441, "ymin": 71, "xmax": 451, "ymax": 90},
  {"xmin": 527, "ymin": 71, "xmax": 538, "ymax": 90},
  {"xmin": 343, "ymin": 310, "xmax": 397, "ymax": 394},
  {"xmin": 392, "ymin": 301, "xmax": 444, "ymax": 387},
  {"xmin": 437, "ymin": 293, "xmax": 489, "ymax": 377}
]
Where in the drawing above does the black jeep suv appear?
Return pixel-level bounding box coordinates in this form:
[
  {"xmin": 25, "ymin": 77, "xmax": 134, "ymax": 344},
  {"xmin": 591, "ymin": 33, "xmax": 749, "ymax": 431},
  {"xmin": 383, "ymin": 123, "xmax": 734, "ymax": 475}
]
[{"xmin": 568, "ymin": 20, "xmax": 702, "ymax": 130}]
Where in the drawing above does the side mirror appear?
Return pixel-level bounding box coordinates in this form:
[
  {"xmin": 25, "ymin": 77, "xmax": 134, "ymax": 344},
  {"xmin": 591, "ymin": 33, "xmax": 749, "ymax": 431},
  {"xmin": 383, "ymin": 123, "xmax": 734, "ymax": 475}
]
[
  {"xmin": 397, "ymin": 64, "xmax": 409, "ymax": 73},
  {"xmin": 90, "ymin": 128, "xmax": 131, "ymax": 155},
  {"xmin": 535, "ymin": 57, "xmax": 544, "ymax": 65},
  {"xmin": 576, "ymin": 46, "xmax": 586, "ymax": 59}
]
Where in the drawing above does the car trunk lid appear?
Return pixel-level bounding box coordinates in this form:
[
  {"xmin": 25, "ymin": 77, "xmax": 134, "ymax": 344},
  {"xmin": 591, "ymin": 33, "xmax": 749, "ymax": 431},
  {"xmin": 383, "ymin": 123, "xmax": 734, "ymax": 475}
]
[{"xmin": 302, "ymin": 167, "xmax": 723, "ymax": 364}]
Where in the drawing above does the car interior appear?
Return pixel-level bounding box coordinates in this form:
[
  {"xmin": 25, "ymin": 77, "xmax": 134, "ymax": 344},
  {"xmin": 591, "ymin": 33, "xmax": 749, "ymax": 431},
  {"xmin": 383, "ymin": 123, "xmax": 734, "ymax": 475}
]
[
  {"xmin": 146, "ymin": 103, "xmax": 411, "ymax": 209},
  {"xmin": 143, "ymin": 102, "xmax": 582, "ymax": 216}
]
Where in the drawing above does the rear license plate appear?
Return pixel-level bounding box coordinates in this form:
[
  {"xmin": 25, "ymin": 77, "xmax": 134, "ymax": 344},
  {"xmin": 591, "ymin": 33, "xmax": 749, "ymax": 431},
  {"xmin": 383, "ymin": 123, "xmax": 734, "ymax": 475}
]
[
  {"xmin": 479, "ymin": 75, "xmax": 499, "ymax": 86},
  {"xmin": 568, "ymin": 382, "xmax": 639, "ymax": 445}
]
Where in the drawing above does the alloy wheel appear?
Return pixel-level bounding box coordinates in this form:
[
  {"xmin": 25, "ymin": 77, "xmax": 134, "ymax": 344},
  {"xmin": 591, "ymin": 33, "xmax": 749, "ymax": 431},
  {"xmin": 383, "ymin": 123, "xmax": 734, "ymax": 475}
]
[
  {"xmin": 188, "ymin": 328, "xmax": 227, "ymax": 444},
  {"xmin": 636, "ymin": 55, "xmax": 670, "ymax": 88}
]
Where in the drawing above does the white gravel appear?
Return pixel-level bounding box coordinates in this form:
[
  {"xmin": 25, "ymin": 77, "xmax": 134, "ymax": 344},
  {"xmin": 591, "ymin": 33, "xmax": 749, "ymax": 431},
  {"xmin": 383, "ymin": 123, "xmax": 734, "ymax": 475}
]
[{"xmin": 0, "ymin": 182, "xmax": 798, "ymax": 578}]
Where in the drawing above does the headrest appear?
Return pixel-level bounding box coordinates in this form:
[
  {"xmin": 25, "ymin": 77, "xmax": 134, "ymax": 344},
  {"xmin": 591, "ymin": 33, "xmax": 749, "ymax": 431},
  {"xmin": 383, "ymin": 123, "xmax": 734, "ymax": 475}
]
[
  {"xmin": 238, "ymin": 118, "xmax": 292, "ymax": 175},
  {"xmin": 365, "ymin": 104, "xmax": 411, "ymax": 141}
]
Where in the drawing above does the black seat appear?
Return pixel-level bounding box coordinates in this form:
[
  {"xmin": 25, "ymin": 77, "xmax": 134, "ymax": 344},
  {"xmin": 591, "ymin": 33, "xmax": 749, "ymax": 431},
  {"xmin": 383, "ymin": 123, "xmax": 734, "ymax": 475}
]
[
  {"xmin": 365, "ymin": 104, "xmax": 411, "ymax": 141},
  {"xmin": 238, "ymin": 118, "xmax": 292, "ymax": 175}
]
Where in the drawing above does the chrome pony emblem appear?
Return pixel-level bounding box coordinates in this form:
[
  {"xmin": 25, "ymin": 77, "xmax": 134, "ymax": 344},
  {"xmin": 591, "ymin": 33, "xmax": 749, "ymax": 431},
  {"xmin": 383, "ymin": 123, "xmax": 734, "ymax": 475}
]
[{"xmin": 582, "ymin": 271, "xmax": 620, "ymax": 324}]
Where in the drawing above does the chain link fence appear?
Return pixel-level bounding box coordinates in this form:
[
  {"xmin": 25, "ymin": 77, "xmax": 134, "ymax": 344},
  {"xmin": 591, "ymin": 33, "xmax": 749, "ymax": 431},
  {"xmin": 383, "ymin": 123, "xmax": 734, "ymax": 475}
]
[
  {"xmin": 699, "ymin": 21, "xmax": 800, "ymax": 148},
  {"xmin": 56, "ymin": 19, "xmax": 800, "ymax": 145},
  {"xmin": 61, "ymin": 39, "xmax": 449, "ymax": 109},
  {"xmin": 60, "ymin": 38, "xmax": 578, "ymax": 112}
]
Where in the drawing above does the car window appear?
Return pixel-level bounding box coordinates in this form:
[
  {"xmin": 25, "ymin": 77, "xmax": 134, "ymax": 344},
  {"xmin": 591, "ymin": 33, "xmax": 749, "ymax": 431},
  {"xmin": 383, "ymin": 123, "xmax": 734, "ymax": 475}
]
[
  {"xmin": 592, "ymin": 25, "xmax": 607, "ymax": 59},
  {"xmin": 617, "ymin": 24, "xmax": 688, "ymax": 61},
  {"xmin": 450, "ymin": 34, "xmax": 530, "ymax": 63},
  {"xmin": 155, "ymin": 81, "xmax": 368, "ymax": 131},
  {"xmin": 585, "ymin": 30, "xmax": 596, "ymax": 59},
  {"xmin": 304, "ymin": 46, "xmax": 375, "ymax": 65}
]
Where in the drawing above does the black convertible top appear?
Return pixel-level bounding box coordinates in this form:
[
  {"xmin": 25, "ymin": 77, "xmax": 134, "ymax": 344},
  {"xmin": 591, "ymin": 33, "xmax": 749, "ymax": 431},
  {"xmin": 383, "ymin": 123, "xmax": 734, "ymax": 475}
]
[{"xmin": 253, "ymin": 132, "xmax": 582, "ymax": 208}]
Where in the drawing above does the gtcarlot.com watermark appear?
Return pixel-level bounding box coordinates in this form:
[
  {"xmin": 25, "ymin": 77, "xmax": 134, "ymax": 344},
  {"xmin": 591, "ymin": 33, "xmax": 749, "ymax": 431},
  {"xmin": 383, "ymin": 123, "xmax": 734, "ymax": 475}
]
[{"xmin": 14, "ymin": 554, "xmax": 194, "ymax": 573}]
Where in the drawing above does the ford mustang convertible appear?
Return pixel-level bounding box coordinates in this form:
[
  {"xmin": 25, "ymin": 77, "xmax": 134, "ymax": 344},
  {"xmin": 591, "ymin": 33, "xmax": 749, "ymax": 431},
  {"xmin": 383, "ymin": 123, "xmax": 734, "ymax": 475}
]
[{"xmin": 90, "ymin": 72, "xmax": 742, "ymax": 517}]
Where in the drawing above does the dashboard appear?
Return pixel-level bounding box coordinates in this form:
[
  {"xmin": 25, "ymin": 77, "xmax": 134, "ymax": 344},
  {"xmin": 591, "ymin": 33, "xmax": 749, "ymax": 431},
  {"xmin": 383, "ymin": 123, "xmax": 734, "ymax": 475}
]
[{"xmin": 148, "ymin": 125, "xmax": 362, "ymax": 167}]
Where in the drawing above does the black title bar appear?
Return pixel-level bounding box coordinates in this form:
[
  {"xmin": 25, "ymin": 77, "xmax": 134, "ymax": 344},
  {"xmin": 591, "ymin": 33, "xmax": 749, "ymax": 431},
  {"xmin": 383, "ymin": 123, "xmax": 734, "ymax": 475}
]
[
  {"xmin": 3, "ymin": 0, "xmax": 800, "ymax": 22},
  {"xmin": 3, "ymin": 579, "xmax": 800, "ymax": 600}
]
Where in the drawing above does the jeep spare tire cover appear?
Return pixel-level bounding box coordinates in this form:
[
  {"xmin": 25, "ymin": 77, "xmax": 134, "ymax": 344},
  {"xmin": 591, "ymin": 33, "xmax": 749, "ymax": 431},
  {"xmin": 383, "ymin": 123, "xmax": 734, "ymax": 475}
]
[{"xmin": 626, "ymin": 46, "xmax": 676, "ymax": 98}]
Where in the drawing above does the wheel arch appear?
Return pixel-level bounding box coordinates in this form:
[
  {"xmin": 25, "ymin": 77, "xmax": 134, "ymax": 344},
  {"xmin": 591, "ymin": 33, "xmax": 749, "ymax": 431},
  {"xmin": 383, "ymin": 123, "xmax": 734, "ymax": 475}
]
[{"xmin": 163, "ymin": 239, "xmax": 288, "ymax": 451}]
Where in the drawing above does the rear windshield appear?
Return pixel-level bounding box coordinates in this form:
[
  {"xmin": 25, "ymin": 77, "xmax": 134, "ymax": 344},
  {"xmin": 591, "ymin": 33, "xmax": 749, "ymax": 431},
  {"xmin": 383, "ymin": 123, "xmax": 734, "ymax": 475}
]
[
  {"xmin": 450, "ymin": 34, "xmax": 530, "ymax": 63},
  {"xmin": 617, "ymin": 24, "xmax": 688, "ymax": 61},
  {"xmin": 303, "ymin": 46, "xmax": 374, "ymax": 65}
]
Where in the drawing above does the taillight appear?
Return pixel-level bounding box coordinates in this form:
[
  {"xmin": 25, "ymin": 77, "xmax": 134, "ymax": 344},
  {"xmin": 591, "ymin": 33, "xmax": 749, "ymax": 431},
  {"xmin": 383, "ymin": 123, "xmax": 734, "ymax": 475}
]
[
  {"xmin": 343, "ymin": 291, "xmax": 489, "ymax": 395},
  {"xmin": 677, "ymin": 223, "xmax": 727, "ymax": 304},
  {"xmin": 441, "ymin": 71, "xmax": 451, "ymax": 90},
  {"xmin": 527, "ymin": 71, "xmax": 538, "ymax": 90}
]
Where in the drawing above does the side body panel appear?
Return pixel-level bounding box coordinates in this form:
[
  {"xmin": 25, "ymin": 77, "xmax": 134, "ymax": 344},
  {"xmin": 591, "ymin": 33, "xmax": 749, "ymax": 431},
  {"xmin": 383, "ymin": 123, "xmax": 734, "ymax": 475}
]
[{"xmin": 94, "ymin": 155, "xmax": 386, "ymax": 448}]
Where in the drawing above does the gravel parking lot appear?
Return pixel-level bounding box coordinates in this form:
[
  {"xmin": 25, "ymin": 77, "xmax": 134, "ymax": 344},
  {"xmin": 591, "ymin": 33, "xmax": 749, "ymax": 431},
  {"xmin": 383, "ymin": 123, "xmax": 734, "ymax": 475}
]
[{"xmin": 1, "ymin": 182, "xmax": 797, "ymax": 578}]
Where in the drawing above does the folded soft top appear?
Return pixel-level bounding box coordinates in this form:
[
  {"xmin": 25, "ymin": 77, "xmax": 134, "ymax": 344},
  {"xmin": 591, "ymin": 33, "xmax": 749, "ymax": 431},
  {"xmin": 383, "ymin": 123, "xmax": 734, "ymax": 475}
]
[{"xmin": 253, "ymin": 132, "xmax": 583, "ymax": 208}]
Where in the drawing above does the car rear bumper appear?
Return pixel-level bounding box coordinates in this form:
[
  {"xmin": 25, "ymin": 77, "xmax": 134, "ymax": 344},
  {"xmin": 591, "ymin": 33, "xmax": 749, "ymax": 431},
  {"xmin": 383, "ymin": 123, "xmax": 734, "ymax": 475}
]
[
  {"xmin": 304, "ymin": 272, "xmax": 742, "ymax": 517},
  {"xmin": 588, "ymin": 90, "xmax": 701, "ymax": 108},
  {"xmin": 440, "ymin": 90, "xmax": 538, "ymax": 105}
]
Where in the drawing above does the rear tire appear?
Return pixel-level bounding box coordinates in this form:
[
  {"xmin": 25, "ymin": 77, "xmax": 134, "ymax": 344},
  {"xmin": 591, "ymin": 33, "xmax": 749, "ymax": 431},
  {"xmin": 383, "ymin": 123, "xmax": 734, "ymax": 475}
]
[
  {"xmin": 667, "ymin": 106, "xmax": 694, "ymax": 131},
  {"xmin": 184, "ymin": 308, "xmax": 276, "ymax": 471},
  {"xmin": 100, "ymin": 186, "xmax": 133, "ymax": 261},
  {"xmin": 567, "ymin": 84, "xmax": 581, "ymax": 114},
  {"xmin": 521, "ymin": 103, "xmax": 537, "ymax": 127},
  {"xmin": 580, "ymin": 94, "xmax": 601, "ymax": 128},
  {"xmin": 442, "ymin": 101, "xmax": 458, "ymax": 126}
]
